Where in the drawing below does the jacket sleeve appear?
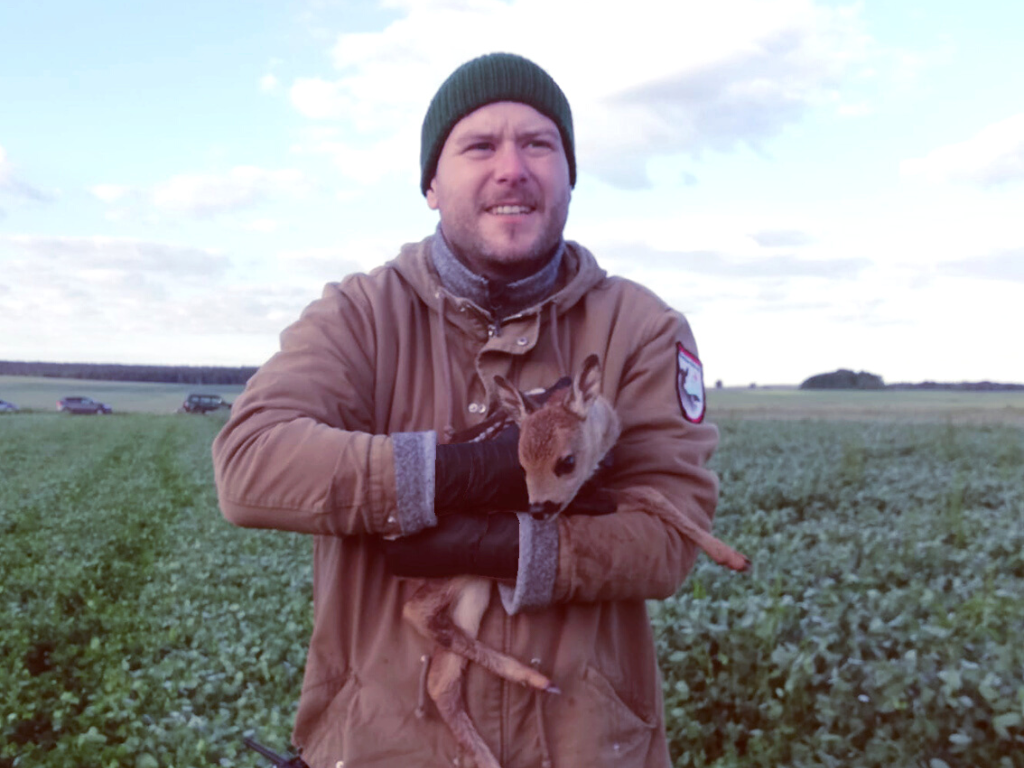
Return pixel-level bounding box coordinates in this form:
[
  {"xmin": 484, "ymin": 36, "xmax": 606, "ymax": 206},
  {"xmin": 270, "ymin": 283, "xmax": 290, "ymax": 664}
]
[
  {"xmin": 551, "ymin": 308, "xmax": 720, "ymax": 604},
  {"xmin": 212, "ymin": 279, "xmax": 408, "ymax": 538}
]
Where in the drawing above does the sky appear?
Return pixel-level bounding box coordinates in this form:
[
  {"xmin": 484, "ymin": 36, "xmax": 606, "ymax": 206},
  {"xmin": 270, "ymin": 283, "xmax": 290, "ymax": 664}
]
[{"xmin": 2, "ymin": 0, "xmax": 1023, "ymax": 387}]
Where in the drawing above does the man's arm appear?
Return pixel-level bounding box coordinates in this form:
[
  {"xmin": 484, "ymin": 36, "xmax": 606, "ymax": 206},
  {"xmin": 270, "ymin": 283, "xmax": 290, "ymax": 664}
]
[
  {"xmin": 212, "ymin": 280, "xmax": 408, "ymax": 538},
  {"xmin": 213, "ymin": 276, "xmax": 534, "ymax": 540}
]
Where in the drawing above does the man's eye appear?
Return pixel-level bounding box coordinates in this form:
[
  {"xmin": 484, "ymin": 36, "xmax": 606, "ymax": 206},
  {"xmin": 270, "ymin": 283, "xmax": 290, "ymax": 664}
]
[{"xmin": 554, "ymin": 455, "xmax": 576, "ymax": 477}]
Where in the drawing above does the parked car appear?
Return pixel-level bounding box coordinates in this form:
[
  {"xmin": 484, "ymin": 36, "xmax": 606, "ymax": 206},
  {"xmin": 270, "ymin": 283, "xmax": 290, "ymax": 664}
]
[
  {"xmin": 57, "ymin": 396, "xmax": 113, "ymax": 415},
  {"xmin": 0, "ymin": 398, "xmax": 18, "ymax": 412},
  {"xmin": 178, "ymin": 393, "xmax": 231, "ymax": 414}
]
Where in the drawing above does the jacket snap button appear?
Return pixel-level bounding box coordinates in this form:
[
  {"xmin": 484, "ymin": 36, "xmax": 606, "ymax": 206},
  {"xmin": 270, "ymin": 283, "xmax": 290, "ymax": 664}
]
[
  {"xmin": 468, "ymin": 403, "xmax": 479, "ymax": 414},
  {"xmin": 516, "ymin": 337, "xmax": 529, "ymax": 346}
]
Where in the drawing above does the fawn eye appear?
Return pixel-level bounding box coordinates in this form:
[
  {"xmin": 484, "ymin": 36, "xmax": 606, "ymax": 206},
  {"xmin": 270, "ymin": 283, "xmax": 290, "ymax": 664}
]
[{"xmin": 554, "ymin": 455, "xmax": 576, "ymax": 477}]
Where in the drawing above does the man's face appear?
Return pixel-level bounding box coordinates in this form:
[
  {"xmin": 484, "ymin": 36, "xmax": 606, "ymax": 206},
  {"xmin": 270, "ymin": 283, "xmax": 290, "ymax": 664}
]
[{"xmin": 426, "ymin": 101, "xmax": 572, "ymax": 283}]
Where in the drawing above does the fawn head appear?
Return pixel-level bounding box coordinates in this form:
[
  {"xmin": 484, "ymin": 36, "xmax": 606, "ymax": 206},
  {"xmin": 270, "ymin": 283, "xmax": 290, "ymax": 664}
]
[{"xmin": 494, "ymin": 354, "xmax": 619, "ymax": 521}]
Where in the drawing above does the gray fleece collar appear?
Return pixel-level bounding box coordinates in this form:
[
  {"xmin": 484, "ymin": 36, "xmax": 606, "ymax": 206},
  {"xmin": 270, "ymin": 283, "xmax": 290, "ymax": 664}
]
[{"xmin": 430, "ymin": 226, "xmax": 564, "ymax": 320}]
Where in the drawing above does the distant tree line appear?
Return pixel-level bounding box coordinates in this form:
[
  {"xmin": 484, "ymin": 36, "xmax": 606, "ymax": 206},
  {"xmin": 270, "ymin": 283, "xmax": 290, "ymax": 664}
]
[
  {"xmin": 887, "ymin": 380, "xmax": 1024, "ymax": 392},
  {"xmin": 800, "ymin": 368, "xmax": 1024, "ymax": 391},
  {"xmin": 0, "ymin": 361, "xmax": 257, "ymax": 385},
  {"xmin": 800, "ymin": 369, "xmax": 884, "ymax": 390}
]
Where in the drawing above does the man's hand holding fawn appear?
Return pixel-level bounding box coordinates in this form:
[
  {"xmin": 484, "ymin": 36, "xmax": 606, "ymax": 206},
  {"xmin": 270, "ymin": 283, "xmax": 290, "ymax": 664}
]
[
  {"xmin": 434, "ymin": 424, "xmax": 528, "ymax": 514},
  {"xmin": 382, "ymin": 513, "xmax": 519, "ymax": 579}
]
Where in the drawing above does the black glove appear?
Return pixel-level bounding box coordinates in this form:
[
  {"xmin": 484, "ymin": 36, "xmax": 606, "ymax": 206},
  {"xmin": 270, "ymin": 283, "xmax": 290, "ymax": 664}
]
[
  {"xmin": 383, "ymin": 513, "xmax": 519, "ymax": 579},
  {"xmin": 434, "ymin": 424, "xmax": 528, "ymax": 515},
  {"xmin": 558, "ymin": 450, "xmax": 617, "ymax": 517},
  {"xmin": 563, "ymin": 485, "xmax": 617, "ymax": 516}
]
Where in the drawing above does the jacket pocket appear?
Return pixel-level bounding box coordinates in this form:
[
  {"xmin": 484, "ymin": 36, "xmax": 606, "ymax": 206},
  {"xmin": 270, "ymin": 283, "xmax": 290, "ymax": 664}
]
[
  {"xmin": 547, "ymin": 664, "xmax": 657, "ymax": 767},
  {"xmin": 300, "ymin": 674, "xmax": 360, "ymax": 765},
  {"xmin": 304, "ymin": 674, "xmax": 453, "ymax": 767}
]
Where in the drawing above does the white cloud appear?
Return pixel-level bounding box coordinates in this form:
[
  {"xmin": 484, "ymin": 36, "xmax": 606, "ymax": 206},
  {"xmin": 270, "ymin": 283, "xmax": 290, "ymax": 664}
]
[
  {"xmin": 0, "ymin": 145, "xmax": 55, "ymax": 202},
  {"xmin": 276, "ymin": 246, "xmax": 364, "ymax": 278},
  {"xmin": 91, "ymin": 166, "xmax": 314, "ymax": 218},
  {"xmin": 576, "ymin": 2, "xmax": 874, "ymax": 185},
  {"xmin": 152, "ymin": 166, "xmax": 311, "ymax": 216},
  {"xmin": 90, "ymin": 184, "xmax": 132, "ymax": 203},
  {"xmin": 2, "ymin": 234, "xmax": 228, "ymax": 276},
  {"xmin": 0, "ymin": 234, "xmax": 311, "ymax": 365},
  {"xmin": 292, "ymin": 123, "xmax": 419, "ymax": 184},
  {"xmin": 241, "ymin": 218, "xmax": 281, "ymax": 233},
  {"xmin": 939, "ymin": 249, "xmax": 1024, "ymax": 282},
  {"xmin": 901, "ymin": 113, "xmax": 1024, "ymax": 187},
  {"xmin": 290, "ymin": 77, "xmax": 350, "ymax": 119},
  {"xmin": 283, "ymin": 0, "xmax": 876, "ymax": 188},
  {"xmin": 260, "ymin": 73, "xmax": 280, "ymax": 93},
  {"xmin": 750, "ymin": 229, "xmax": 815, "ymax": 248}
]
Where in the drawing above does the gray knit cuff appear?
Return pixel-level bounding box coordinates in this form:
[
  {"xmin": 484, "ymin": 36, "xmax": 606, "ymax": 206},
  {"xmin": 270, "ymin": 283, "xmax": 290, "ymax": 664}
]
[
  {"xmin": 392, "ymin": 431, "xmax": 437, "ymax": 536},
  {"xmin": 499, "ymin": 514, "xmax": 558, "ymax": 614}
]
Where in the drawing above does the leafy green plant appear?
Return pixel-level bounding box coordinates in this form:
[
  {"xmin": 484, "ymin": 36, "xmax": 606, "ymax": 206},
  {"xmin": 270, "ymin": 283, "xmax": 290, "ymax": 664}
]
[
  {"xmin": 654, "ymin": 420, "xmax": 1024, "ymax": 767},
  {"xmin": 1, "ymin": 415, "xmax": 311, "ymax": 767},
  {"xmin": 2, "ymin": 416, "xmax": 1022, "ymax": 767}
]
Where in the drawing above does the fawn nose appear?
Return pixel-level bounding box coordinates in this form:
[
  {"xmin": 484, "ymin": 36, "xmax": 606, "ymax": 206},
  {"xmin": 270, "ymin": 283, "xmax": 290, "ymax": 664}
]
[{"xmin": 529, "ymin": 501, "xmax": 561, "ymax": 521}]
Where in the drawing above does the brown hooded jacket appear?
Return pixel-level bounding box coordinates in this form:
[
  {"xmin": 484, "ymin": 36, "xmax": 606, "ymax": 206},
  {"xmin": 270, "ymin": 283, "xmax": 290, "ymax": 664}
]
[{"xmin": 212, "ymin": 235, "xmax": 719, "ymax": 768}]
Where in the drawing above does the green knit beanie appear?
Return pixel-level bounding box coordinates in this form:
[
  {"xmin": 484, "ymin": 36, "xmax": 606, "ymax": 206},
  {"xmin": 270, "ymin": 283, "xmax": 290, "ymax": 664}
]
[{"xmin": 420, "ymin": 52, "xmax": 576, "ymax": 195}]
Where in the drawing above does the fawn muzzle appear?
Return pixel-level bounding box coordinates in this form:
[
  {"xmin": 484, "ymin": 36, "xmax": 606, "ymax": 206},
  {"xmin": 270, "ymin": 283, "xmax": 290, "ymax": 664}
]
[{"xmin": 529, "ymin": 500, "xmax": 563, "ymax": 521}]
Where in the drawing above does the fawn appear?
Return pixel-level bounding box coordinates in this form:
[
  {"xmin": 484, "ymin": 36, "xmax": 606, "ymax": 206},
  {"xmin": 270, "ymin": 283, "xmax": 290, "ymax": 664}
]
[
  {"xmin": 496, "ymin": 354, "xmax": 750, "ymax": 571},
  {"xmin": 401, "ymin": 354, "xmax": 748, "ymax": 768}
]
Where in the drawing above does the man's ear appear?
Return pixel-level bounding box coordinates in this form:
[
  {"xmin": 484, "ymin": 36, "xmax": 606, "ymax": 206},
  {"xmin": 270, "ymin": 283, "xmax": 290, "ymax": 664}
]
[{"xmin": 426, "ymin": 180, "xmax": 440, "ymax": 211}]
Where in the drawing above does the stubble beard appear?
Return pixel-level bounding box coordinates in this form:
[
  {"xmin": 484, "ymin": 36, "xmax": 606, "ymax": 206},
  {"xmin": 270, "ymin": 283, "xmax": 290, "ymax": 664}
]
[{"xmin": 443, "ymin": 193, "xmax": 571, "ymax": 283}]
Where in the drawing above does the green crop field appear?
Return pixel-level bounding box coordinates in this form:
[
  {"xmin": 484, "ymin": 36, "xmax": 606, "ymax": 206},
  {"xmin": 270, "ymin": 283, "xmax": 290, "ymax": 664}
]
[
  {"xmin": 707, "ymin": 387, "xmax": 1024, "ymax": 427},
  {"xmin": 1, "ymin": 401, "xmax": 1022, "ymax": 767}
]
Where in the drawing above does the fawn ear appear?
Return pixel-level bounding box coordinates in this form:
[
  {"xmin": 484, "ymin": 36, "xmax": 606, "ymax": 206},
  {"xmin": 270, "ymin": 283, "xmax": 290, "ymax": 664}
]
[
  {"xmin": 569, "ymin": 354, "xmax": 602, "ymax": 418},
  {"xmin": 494, "ymin": 375, "xmax": 528, "ymax": 424}
]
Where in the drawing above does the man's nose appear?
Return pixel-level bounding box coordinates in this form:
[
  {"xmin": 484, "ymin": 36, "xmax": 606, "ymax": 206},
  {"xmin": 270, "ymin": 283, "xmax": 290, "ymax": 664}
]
[{"xmin": 494, "ymin": 144, "xmax": 528, "ymax": 183}]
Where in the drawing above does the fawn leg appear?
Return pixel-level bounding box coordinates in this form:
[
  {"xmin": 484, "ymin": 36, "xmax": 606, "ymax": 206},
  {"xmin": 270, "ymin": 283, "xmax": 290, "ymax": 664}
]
[
  {"xmin": 403, "ymin": 578, "xmax": 557, "ymax": 691},
  {"xmin": 620, "ymin": 487, "xmax": 750, "ymax": 573},
  {"xmin": 673, "ymin": 516, "xmax": 750, "ymax": 571},
  {"xmin": 427, "ymin": 649, "xmax": 502, "ymax": 768}
]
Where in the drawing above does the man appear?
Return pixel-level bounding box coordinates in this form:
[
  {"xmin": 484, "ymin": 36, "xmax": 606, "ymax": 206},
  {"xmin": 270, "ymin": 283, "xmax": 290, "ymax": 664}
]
[{"xmin": 213, "ymin": 52, "xmax": 720, "ymax": 768}]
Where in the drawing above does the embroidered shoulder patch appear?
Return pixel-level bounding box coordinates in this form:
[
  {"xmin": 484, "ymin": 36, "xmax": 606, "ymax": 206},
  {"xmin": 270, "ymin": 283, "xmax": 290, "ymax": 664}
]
[{"xmin": 676, "ymin": 342, "xmax": 706, "ymax": 423}]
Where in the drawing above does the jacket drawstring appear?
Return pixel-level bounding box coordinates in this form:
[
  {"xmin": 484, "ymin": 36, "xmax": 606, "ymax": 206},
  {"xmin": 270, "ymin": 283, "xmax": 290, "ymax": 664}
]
[
  {"xmin": 548, "ymin": 303, "xmax": 567, "ymax": 379},
  {"xmin": 436, "ymin": 292, "xmax": 456, "ymax": 444},
  {"xmin": 415, "ymin": 654, "xmax": 431, "ymax": 719},
  {"xmin": 531, "ymin": 659, "xmax": 554, "ymax": 768}
]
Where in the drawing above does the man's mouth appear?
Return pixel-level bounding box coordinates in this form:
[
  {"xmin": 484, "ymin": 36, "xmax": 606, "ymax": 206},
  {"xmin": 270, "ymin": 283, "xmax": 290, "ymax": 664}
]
[{"xmin": 488, "ymin": 204, "xmax": 534, "ymax": 215}]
